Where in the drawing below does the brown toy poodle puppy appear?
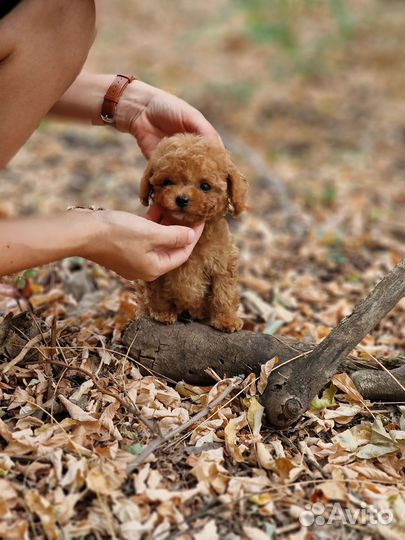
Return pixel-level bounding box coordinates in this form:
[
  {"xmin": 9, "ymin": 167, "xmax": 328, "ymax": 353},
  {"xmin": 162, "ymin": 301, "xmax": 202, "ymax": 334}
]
[{"xmin": 138, "ymin": 133, "xmax": 247, "ymax": 332}]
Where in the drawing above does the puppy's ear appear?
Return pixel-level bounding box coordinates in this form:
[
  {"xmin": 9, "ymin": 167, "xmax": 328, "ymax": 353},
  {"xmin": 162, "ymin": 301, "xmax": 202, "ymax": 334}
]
[
  {"xmin": 227, "ymin": 161, "xmax": 248, "ymax": 217},
  {"xmin": 139, "ymin": 161, "xmax": 154, "ymax": 206}
]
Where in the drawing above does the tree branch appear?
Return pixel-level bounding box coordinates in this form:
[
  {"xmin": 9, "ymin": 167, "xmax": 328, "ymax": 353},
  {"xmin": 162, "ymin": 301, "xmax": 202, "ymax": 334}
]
[{"xmin": 262, "ymin": 257, "xmax": 405, "ymax": 426}]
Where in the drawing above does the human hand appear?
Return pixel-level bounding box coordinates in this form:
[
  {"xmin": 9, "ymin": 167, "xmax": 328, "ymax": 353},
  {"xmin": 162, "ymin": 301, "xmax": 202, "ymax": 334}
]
[
  {"xmin": 81, "ymin": 209, "xmax": 204, "ymax": 281},
  {"xmin": 115, "ymin": 80, "xmax": 223, "ymax": 158}
]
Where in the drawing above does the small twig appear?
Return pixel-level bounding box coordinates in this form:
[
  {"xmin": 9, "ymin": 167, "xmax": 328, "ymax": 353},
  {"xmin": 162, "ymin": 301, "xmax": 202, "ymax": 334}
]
[
  {"xmin": 1, "ymin": 320, "xmax": 67, "ymax": 374},
  {"xmin": 125, "ymin": 376, "xmax": 243, "ymax": 474},
  {"xmin": 2, "ymin": 332, "xmax": 49, "ymax": 374},
  {"xmin": 27, "ymin": 309, "xmax": 48, "ymax": 346},
  {"xmin": 298, "ymin": 439, "xmax": 328, "ymax": 479},
  {"xmin": 44, "ymin": 317, "xmax": 58, "ymax": 402},
  {"xmin": 371, "ymin": 401, "xmax": 405, "ymax": 405},
  {"xmin": 276, "ymin": 522, "xmax": 300, "ymax": 535},
  {"xmin": 50, "ymin": 339, "xmax": 71, "ymax": 419},
  {"xmin": 165, "ymin": 374, "xmax": 258, "ymax": 451},
  {"xmin": 270, "ymin": 334, "xmax": 306, "ymax": 353}
]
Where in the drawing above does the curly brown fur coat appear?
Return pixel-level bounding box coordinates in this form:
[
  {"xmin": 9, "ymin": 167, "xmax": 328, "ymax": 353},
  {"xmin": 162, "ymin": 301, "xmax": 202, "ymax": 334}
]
[{"xmin": 139, "ymin": 133, "xmax": 247, "ymax": 332}]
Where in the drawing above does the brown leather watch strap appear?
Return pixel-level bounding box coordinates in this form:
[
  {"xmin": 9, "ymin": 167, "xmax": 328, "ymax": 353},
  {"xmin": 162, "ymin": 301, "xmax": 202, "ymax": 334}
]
[{"xmin": 101, "ymin": 74, "xmax": 136, "ymax": 124}]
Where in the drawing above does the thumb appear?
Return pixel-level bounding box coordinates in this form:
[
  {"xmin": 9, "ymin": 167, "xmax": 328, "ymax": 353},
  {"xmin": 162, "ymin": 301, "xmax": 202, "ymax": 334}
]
[{"xmin": 150, "ymin": 224, "xmax": 195, "ymax": 249}]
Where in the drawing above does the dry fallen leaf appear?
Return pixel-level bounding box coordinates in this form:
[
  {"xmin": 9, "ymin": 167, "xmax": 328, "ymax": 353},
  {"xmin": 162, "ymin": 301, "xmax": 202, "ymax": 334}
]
[
  {"xmin": 25, "ymin": 490, "xmax": 59, "ymax": 540},
  {"xmin": 86, "ymin": 462, "xmax": 124, "ymax": 495},
  {"xmin": 193, "ymin": 519, "xmax": 219, "ymax": 540},
  {"xmin": 332, "ymin": 372, "xmax": 365, "ymax": 402},
  {"xmin": 316, "ymin": 480, "xmax": 347, "ymax": 502},
  {"xmin": 247, "ymin": 396, "xmax": 264, "ymax": 438},
  {"xmin": 258, "ymin": 357, "xmax": 277, "ymax": 394},
  {"xmin": 224, "ymin": 413, "xmax": 248, "ymax": 462},
  {"xmin": 58, "ymin": 395, "xmax": 98, "ymax": 423}
]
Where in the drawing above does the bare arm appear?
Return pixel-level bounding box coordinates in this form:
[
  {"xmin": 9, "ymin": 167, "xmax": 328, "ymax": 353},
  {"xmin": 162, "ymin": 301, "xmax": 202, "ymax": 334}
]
[
  {"xmin": 0, "ymin": 210, "xmax": 203, "ymax": 281},
  {"xmin": 48, "ymin": 72, "xmax": 113, "ymax": 124},
  {"xmin": 0, "ymin": 212, "xmax": 94, "ymax": 276},
  {"xmin": 49, "ymin": 71, "xmax": 222, "ymax": 158}
]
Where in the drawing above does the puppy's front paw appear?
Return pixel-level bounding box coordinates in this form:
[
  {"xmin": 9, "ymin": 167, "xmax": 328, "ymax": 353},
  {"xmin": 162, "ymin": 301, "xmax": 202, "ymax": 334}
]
[
  {"xmin": 211, "ymin": 314, "xmax": 243, "ymax": 333},
  {"xmin": 150, "ymin": 310, "xmax": 178, "ymax": 325}
]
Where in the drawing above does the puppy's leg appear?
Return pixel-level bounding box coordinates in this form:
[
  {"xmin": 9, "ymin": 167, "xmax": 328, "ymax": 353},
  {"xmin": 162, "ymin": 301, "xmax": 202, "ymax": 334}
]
[
  {"xmin": 210, "ymin": 250, "xmax": 243, "ymax": 333},
  {"xmin": 148, "ymin": 298, "xmax": 178, "ymax": 325},
  {"xmin": 145, "ymin": 284, "xmax": 178, "ymax": 325},
  {"xmin": 187, "ymin": 303, "xmax": 208, "ymax": 322},
  {"xmin": 133, "ymin": 280, "xmax": 149, "ymax": 317}
]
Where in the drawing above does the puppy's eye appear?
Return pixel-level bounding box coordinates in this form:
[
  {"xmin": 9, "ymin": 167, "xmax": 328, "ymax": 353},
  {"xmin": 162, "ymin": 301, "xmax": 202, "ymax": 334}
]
[
  {"xmin": 162, "ymin": 178, "xmax": 174, "ymax": 187},
  {"xmin": 200, "ymin": 182, "xmax": 211, "ymax": 192}
]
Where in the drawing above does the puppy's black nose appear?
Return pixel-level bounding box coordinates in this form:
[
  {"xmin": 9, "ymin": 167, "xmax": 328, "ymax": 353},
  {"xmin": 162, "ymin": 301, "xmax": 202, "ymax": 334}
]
[{"xmin": 175, "ymin": 195, "xmax": 189, "ymax": 208}]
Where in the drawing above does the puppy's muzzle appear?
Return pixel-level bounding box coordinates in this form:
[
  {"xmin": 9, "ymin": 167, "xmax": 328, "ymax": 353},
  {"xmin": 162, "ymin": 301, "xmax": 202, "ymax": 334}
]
[{"xmin": 175, "ymin": 195, "xmax": 190, "ymax": 209}]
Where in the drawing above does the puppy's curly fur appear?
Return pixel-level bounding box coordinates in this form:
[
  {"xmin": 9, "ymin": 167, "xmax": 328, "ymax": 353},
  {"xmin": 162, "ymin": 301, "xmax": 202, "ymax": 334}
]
[{"xmin": 139, "ymin": 133, "xmax": 247, "ymax": 332}]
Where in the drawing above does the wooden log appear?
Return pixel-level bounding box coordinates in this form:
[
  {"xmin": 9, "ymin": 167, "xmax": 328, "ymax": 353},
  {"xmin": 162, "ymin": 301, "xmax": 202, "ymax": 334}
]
[
  {"xmin": 262, "ymin": 257, "xmax": 405, "ymax": 426},
  {"xmin": 122, "ymin": 317, "xmax": 309, "ymax": 384},
  {"xmin": 351, "ymin": 364, "xmax": 405, "ymax": 401}
]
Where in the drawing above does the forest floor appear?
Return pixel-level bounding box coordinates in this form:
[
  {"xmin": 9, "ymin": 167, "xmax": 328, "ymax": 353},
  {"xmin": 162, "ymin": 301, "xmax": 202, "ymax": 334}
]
[{"xmin": 0, "ymin": 1, "xmax": 404, "ymax": 539}]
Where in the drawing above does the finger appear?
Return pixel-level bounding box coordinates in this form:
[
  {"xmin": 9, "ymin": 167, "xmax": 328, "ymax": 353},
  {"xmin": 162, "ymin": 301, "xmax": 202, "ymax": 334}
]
[
  {"xmin": 133, "ymin": 119, "xmax": 166, "ymax": 158},
  {"xmin": 149, "ymin": 222, "xmax": 205, "ymax": 276},
  {"xmin": 152, "ymin": 244, "xmax": 194, "ymax": 275},
  {"xmin": 150, "ymin": 224, "xmax": 195, "ymax": 249},
  {"xmin": 182, "ymin": 110, "xmax": 224, "ymax": 147},
  {"xmin": 145, "ymin": 205, "xmax": 163, "ymax": 223}
]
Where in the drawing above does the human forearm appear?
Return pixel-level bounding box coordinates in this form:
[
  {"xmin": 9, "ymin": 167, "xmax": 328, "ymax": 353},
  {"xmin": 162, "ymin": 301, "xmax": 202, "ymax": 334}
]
[
  {"xmin": 48, "ymin": 71, "xmax": 150, "ymax": 126},
  {"xmin": 0, "ymin": 208, "xmax": 203, "ymax": 281},
  {"xmin": 48, "ymin": 70, "xmax": 221, "ymax": 158},
  {"xmin": 0, "ymin": 211, "xmax": 99, "ymax": 276},
  {"xmin": 48, "ymin": 71, "xmax": 110, "ymax": 124}
]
